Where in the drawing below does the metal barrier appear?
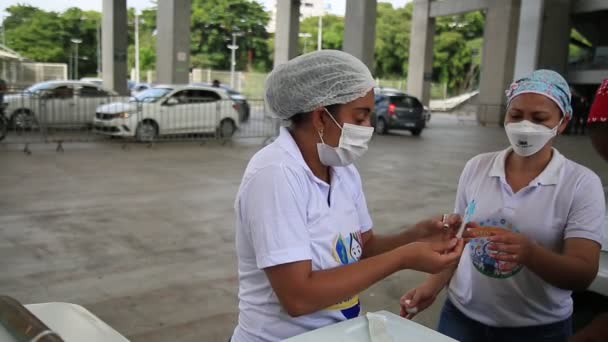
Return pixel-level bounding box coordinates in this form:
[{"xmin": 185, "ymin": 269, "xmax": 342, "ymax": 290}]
[{"xmin": 0, "ymin": 91, "xmax": 279, "ymax": 149}]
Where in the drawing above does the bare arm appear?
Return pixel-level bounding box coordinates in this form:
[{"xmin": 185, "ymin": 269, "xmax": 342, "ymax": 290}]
[
  {"xmin": 490, "ymin": 237, "xmax": 600, "ymax": 291},
  {"xmin": 526, "ymin": 238, "xmax": 600, "ymax": 291},
  {"xmin": 265, "ymin": 239, "xmax": 463, "ymax": 317}
]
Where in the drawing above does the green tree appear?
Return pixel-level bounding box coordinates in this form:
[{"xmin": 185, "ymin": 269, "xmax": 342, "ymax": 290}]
[
  {"xmin": 433, "ymin": 11, "xmax": 485, "ymax": 94},
  {"xmin": 189, "ymin": 0, "xmax": 270, "ymax": 72},
  {"xmin": 4, "ymin": 5, "xmax": 65, "ymax": 63},
  {"xmin": 299, "ymin": 14, "xmax": 344, "ymax": 53},
  {"xmin": 4, "ymin": 5, "xmax": 101, "ymax": 78},
  {"xmin": 374, "ymin": 3, "xmax": 413, "ymax": 79}
]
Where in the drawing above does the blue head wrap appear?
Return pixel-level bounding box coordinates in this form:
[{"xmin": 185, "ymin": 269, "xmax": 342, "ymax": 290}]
[{"xmin": 505, "ymin": 69, "xmax": 572, "ymax": 117}]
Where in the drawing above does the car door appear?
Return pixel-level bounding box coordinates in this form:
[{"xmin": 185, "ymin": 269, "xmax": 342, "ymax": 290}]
[
  {"xmin": 41, "ymin": 85, "xmax": 75, "ymax": 127},
  {"xmin": 158, "ymin": 90, "xmax": 198, "ymax": 135},
  {"xmin": 189, "ymin": 89, "xmax": 222, "ymax": 133},
  {"xmin": 77, "ymin": 85, "xmax": 112, "ymax": 126}
]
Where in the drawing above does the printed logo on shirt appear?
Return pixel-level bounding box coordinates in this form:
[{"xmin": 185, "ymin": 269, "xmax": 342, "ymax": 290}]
[
  {"xmin": 327, "ymin": 231, "xmax": 363, "ymax": 319},
  {"xmin": 332, "ymin": 231, "xmax": 363, "ymax": 265},
  {"xmin": 469, "ymin": 218, "xmax": 523, "ymax": 279}
]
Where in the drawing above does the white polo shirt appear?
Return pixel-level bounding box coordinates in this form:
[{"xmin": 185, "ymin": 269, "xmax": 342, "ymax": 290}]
[
  {"xmin": 232, "ymin": 127, "xmax": 373, "ymax": 342},
  {"xmin": 448, "ymin": 147, "xmax": 606, "ymax": 327}
]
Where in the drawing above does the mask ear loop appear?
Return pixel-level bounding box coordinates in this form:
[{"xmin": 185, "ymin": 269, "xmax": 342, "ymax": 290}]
[
  {"xmin": 323, "ymin": 108, "xmax": 343, "ymax": 130},
  {"xmin": 317, "ymin": 128, "xmax": 325, "ymax": 144},
  {"xmin": 554, "ymin": 117, "xmax": 565, "ymax": 135}
]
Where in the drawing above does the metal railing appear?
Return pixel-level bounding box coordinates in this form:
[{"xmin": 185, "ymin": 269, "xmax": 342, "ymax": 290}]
[{"xmin": 0, "ymin": 92, "xmax": 280, "ymax": 149}]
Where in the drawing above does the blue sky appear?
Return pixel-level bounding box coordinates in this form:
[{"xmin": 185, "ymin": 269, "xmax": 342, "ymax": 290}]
[{"xmin": 1, "ymin": 0, "xmax": 412, "ymax": 17}]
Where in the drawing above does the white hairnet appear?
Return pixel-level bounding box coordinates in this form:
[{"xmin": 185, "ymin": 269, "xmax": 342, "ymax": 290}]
[{"xmin": 264, "ymin": 50, "xmax": 375, "ymax": 119}]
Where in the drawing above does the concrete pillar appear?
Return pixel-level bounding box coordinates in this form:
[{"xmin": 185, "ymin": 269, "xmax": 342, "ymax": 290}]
[
  {"xmin": 514, "ymin": 0, "xmax": 571, "ymax": 80},
  {"xmin": 156, "ymin": 0, "xmax": 191, "ymax": 84},
  {"xmin": 513, "ymin": 0, "xmax": 544, "ymax": 80},
  {"xmin": 102, "ymin": 0, "xmax": 128, "ymax": 95},
  {"xmin": 274, "ymin": 0, "xmax": 300, "ymax": 66},
  {"xmin": 407, "ymin": 0, "xmax": 435, "ymax": 105},
  {"xmin": 477, "ymin": 0, "xmax": 521, "ymax": 126},
  {"xmin": 343, "ymin": 0, "xmax": 377, "ymax": 71},
  {"xmin": 537, "ymin": 0, "xmax": 571, "ymax": 75}
]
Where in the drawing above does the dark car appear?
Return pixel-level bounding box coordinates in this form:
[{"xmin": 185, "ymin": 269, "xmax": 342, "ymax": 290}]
[
  {"xmin": 191, "ymin": 83, "xmax": 250, "ymax": 122},
  {"xmin": 372, "ymin": 88, "xmax": 426, "ymax": 136}
]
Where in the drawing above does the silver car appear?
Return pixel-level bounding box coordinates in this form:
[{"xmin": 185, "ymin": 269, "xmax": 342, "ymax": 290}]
[{"xmin": 3, "ymin": 81, "xmax": 118, "ymax": 129}]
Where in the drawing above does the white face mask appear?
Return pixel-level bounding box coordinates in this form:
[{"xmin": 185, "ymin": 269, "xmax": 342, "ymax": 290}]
[
  {"xmin": 317, "ymin": 109, "xmax": 374, "ymax": 166},
  {"xmin": 505, "ymin": 119, "xmax": 563, "ymax": 157}
]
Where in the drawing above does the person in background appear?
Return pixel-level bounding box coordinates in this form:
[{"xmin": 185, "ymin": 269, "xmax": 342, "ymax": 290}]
[
  {"xmin": 212, "ymin": 79, "xmax": 221, "ymax": 88},
  {"xmin": 400, "ymin": 70, "xmax": 605, "ymax": 342},
  {"xmin": 0, "ymin": 77, "xmax": 7, "ymax": 106},
  {"xmin": 570, "ymin": 78, "xmax": 608, "ymax": 342},
  {"xmin": 570, "ymin": 89, "xmax": 584, "ymax": 135},
  {"xmin": 579, "ymin": 96, "xmax": 590, "ymax": 135},
  {"xmin": 588, "ymin": 79, "xmax": 608, "ymax": 161}
]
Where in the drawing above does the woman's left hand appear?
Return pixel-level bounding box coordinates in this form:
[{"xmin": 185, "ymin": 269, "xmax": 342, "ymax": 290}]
[
  {"xmin": 487, "ymin": 232, "xmax": 537, "ymax": 266},
  {"xmin": 413, "ymin": 214, "xmax": 462, "ymax": 242}
]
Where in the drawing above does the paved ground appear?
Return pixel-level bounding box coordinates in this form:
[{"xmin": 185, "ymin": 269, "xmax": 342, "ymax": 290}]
[{"xmin": 0, "ymin": 114, "xmax": 606, "ymax": 341}]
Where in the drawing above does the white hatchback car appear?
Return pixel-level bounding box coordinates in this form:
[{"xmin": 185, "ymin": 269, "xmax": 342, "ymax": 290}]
[{"xmin": 93, "ymin": 85, "xmax": 240, "ymax": 141}]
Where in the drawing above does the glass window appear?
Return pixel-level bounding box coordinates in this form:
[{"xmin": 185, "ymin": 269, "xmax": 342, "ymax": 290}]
[
  {"xmin": 134, "ymin": 88, "xmax": 173, "ymax": 103},
  {"xmin": 80, "ymin": 86, "xmax": 110, "ymax": 98},
  {"xmin": 45, "ymin": 86, "xmax": 74, "ymax": 99}
]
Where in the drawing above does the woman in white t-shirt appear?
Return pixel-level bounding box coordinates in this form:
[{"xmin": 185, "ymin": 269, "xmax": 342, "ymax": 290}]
[
  {"xmin": 231, "ymin": 50, "xmax": 465, "ymax": 342},
  {"xmin": 400, "ymin": 70, "xmax": 606, "ymax": 342}
]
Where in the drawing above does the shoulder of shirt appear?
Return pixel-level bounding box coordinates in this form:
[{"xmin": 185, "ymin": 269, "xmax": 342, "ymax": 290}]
[
  {"xmin": 561, "ymin": 156, "xmax": 603, "ymax": 187},
  {"xmin": 240, "ymin": 142, "xmax": 309, "ymax": 188},
  {"xmin": 462, "ymin": 151, "xmax": 502, "ymax": 173}
]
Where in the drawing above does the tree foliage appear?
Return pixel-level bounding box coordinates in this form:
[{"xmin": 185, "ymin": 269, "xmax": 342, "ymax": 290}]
[{"xmin": 3, "ymin": 1, "xmax": 488, "ymax": 94}]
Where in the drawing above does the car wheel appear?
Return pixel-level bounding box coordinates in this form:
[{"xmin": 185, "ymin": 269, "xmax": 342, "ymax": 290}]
[
  {"xmin": 375, "ymin": 117, "xmax": 388, "ymax": 135},
  {"xmin": 411, "ymin": 128, "xmax": 422, "ymax": 136},
  {"xmin": 136, "ymin": 121, "xmax": 157, "ymax": 142},
  {"xmin": 11, "ymin": 110, "xmax": 35, "ymax": 130},
  {"xmin": 218, "ymin": 119, "xmax": 236, "ymax": 138}
]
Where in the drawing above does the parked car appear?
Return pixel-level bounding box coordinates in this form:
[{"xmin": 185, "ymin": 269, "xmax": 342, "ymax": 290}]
[
  {"xmin": 93, "ymin": 85, "xmax": 240, "ymax": 142},
  {"xmin": 80, "ymin": 77, "xmax": 103, "ymax": 85},
  {"xmin": 81, "ymin": 78, "xmax": 144, "ymax": 95},
  {"xmin": 572, "ymin": 186, "xmax": 608, "ymax": 330},
  {"xmin": 372, "ymin": 87, "xmax": 426, "ymax": 136},
  {"xmin": 3, "ymin": 80, "xmax": 118, "ymax": 129},
  {"xmin": 130, "ymin": 83, "xmax": 151, "ymax": 96},
  {"xmin": 191, "ymin": 83, "xmax": 250, "ymax": 122}
]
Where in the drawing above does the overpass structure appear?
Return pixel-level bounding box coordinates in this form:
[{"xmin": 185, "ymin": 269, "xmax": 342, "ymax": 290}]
[{"xmin": 101, "ymin": 0, "xmax": 607, "ymax": 125}]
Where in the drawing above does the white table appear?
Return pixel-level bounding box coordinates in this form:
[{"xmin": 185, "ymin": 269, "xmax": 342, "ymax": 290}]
[
  {"xmin": 22, "ymin": 302, "xmax": 129, "ymax": 342},
  {"xmin": 285, "ymin": 310, "xmax": 457, "ymax": 342}
]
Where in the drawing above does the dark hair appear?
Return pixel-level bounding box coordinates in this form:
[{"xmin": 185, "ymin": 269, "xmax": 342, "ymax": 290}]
[{"xmin": 290, "ymin": 103, "xmax": 341, "ymax": 128}]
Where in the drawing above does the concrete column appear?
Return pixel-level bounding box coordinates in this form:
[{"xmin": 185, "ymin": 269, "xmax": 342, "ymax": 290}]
[
  {"xmin": 537, "ymin": 0, "xmax": 572, "ymax": 75},
  {"xmin": 156, "ymin": 0, "xmax": 191, "ymax": 84},
  {"xmin": 343, "ymin": 0, "xmax": 377, "ymax": 71},
  {"xmin": 477, "ymin": 0, "xmax": 521, "ymax": 126},
  {"xmin": 407, "ymin": 0, "xmax": 435, "ymax": 105},
  {"xmin": 513, "ymin": 0, "xmax": 544, "ymax": 80},
  {"xmin": 274, "ymin": 0, "xmax": 300, "ymax": 66},
  {"xmin": 102, "ymin": 0, "xmax": 128, "ymax": 95}
]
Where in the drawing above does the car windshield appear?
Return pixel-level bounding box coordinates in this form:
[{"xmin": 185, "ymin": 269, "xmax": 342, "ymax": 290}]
[
  {"xmin": 25, "ymin": 82, "xmax": 55, "ymax": 93},
  {"xmin": 132, "ymin": 88, "xmax": 172, "ymax": 103}
]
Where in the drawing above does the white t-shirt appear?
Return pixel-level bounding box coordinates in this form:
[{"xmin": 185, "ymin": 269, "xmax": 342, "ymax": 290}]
[
  {"xmin": 232, "ymin": 127, "xmax": 373, "ymax": 342},
  {"xmin": 448, "ymin": 148, "xmax": 606, "ymax": 327}
]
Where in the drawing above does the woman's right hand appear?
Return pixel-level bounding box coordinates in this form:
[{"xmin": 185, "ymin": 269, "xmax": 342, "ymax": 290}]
[
  {"xmin": 401, "ymin": 238, "xmax": 464, "ymax": 274},
  {"xmin": 399, "ymin": 281, "xmax": 440, "ymax": 319}
]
